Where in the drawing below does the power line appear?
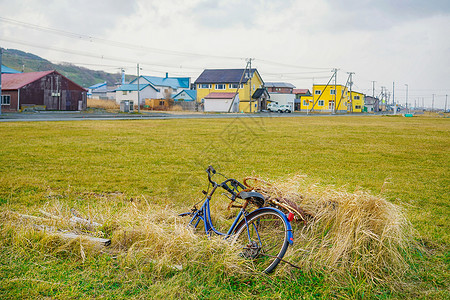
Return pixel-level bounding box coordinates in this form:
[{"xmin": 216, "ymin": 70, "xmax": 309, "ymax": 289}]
[
  {"xmin": 0, "ymin": 37, "xmax": 206, "ymax": 71},
  {"xmin": 0, "ymin": 16, "xmax": 334, "ymax": 72},
  {"xmin": 0, "ymin": 16, "xmax": 243, "ymax": 61}
]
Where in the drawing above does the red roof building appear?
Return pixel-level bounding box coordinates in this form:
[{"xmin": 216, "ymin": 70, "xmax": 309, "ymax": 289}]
[
  {"xmin": 1, "ymin": 70, "xmax": 87, "ymax": 112},
  {"xmin": 293, "ymin": 89, "xmax": 311, "ymax": 96}
]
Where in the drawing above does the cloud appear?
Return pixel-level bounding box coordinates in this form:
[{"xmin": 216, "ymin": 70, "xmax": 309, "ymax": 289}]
[
  {"xmin": 0, "ymin": 0, "xmax": 138, "ymax": 35},
  {"xmin": 191, "ymin": 0, "xmax": 292, "ymax": 29},
  {"xmin": 322, "ymin": 0, "xmax": 450, "ymax": 31}
]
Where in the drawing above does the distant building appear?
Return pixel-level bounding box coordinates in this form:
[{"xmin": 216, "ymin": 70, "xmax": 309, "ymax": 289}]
[
  {"xmin": 173, "ymin": 89, "xmax": 198, "ymax": 111},
  {"xmin": 364, "ymin": 96, "xmax": 380, "ymax": 112},
  {"xmin": 1, "ymin": 70, "xmax": 87, "ymax": 111},
  {"xmin": 265, "ymin": 82, "xmax": 295, "ymax": 94},
  {"xmin": 265, "ymin": 82, "xmax": 296, "ymax": 111},
  {"xmin": 194, "ymin": 69, "xmax": 264, "ymax": 112},
  {"xmin": 349, "ymin": 91, "xmax": 364, "ymax": 113},
  {"xmin": 293, "ymin": 89, "xmax": 312, "ymax": 112},
  {"xmin": 1, "ymin": 65, "xmax": 20, "ymax": 74},
  {"xmin": 87, "ymin": 82, "xmax": 108, "ymax": 99},
  {"xmin": 115, "ymin": 84, "xmax": 158, "ymax": 106},
  {"xmin": 310, "ymin": 84, "xmax": 349, "ymax": 113},
  {"xmin": 203, "ymin": 92, "xmax": 239, "ymax": 113},
  {"xmin": 131, "ymin": 73, "xmax": 190, "ymax": 102},
  {"xmin": 173, "ymin": 89, "xmax": 197, "ymax": 102}
]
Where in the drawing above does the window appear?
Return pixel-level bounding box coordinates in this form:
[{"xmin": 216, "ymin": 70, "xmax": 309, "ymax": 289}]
[
  {"xmin": 159, "ymin": 100, "xmax": 165, "ymax": 106},
  {"xmin": 355, "ymin": 105, "xmax": 361, "ymax": 109},
  {"xmin": 229, "ymin": 83, "xmax": 243, "ymax": 89},
  {"xmin": 122, "ymin": 91, "xmax": 127, "ymax": 95},
  {"xmin": 215, "ymin": 84, "xmax": 226, "ymax": 90},
  {"xmin": 318, "ymin": 100, "xmax": 324, "ymax": 106},
  {"xmin": 200, "ymin": 84, "xmax": 211, "ymax": 89},
  {"xmin": 315, "ymin": 90, "xmax": 321, "ymax": 95},
  {"xmin": 1, "ymin": 95, "xmax": 11, "ymax": 105},
  {"xmin": 354, "ymin": 95, "xmax": 360, "ymax": 100},
  {"xmin": 303, "ymin": 100, "xmax": 309, "ymax": 106},
  {"xmin": 330, "ymin": 89, "xmax": 336, "ymax": 95}
]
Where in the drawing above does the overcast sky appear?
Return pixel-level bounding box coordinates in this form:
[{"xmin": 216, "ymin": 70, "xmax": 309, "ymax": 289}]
[{"xmin": 1, "ymin": 0, "xmax": 449, "ymax": 108}]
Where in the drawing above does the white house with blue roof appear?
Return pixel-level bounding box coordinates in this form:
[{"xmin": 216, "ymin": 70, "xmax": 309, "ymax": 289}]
[
  {"xmin": 115, "ymin": 83, "xmax": 158, "ymax": 106},
  {"xmin": 130, "ymin": 73, "xmax": 190, "ymax": 100},
  {"xmin": 87, "ymin": 82, "xmax": 108, "ymax": 99},
  {"xmin": 173, "ymin": 89, "xmax": 197, "ymax": 102}
]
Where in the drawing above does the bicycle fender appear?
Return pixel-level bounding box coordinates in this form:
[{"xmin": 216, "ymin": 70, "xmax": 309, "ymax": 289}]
[
  {"xmin": 234, "ymin": 207, "xmax": 294, "ymax": 245},
  {"xmin": 238, "ymin": 191, "xmax": 265, "ymax": 202}
]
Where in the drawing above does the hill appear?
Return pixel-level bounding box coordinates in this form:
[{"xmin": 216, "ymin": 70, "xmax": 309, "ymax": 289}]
[{"xmin": 1, "ymin": 48, "xmax": 133, "ymax": 88}]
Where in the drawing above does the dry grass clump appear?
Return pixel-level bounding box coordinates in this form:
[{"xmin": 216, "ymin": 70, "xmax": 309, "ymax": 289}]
[
  {"xmin": 87, "ymin": 98, "xmax": 119, "ymax": 110},
  {"xmin": 170, "ymin": 105, "xmax": 183, "ymax": 111},
  {"xmin": 0, "ymin": 179, "xmax": 416, "ymax": 286},
  {"xmin": 249, "ymin": 175, "xmax": 415, "ymax": 284},
  {"xmin": 0, "ymin": 194, "xmax": 248, "ymax": 275}
]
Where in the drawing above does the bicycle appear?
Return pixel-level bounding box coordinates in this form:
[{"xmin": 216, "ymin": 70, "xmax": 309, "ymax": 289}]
[{"xmin": 179, "ymin": 166, "xmax": 294, "ymax": 273}]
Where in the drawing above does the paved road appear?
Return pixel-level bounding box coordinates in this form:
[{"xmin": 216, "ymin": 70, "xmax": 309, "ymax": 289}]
[{"xmin": 0, "ymin": 110, "xmax": 372, "ymax": 122}]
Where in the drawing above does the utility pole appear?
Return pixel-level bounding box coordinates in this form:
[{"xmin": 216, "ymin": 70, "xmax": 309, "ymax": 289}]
[
  {"xmin": 248, "ymin": 58, "xmax": 252, "ymax": 113},
  {"xmin": 392, "ymin": 81, "xmax": 395, "ymax": 107},
  {"xmin": 422, "ymin": 98, "xmax": 424, "ymax": 109},
  {"xmin": 371, "ymin": 81, "xmax": 376, "ymax": 97},
  {"xmin": 432, "ymin": 94, "xmax": 435, "ymax": 112},
  {"xmin": 445, "ymin": 95, "xmax": 448, "ymax": 112},
  {"xmin": 405, "ymin": 84, "xmax": 408, "ymax": 112},
  {"xmin": 137, "ymin": 63, "xmax": 140, "ymax": 113},
  {"xmin": 348, "ymin": 72, "xmax": 354, "ymax": 113},
  {"xmin": 332, "ymin": 68, "xmax": 338, "ymax": 114}
]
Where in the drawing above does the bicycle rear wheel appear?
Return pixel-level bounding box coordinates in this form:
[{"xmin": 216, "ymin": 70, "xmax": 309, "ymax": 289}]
[{"xmin": 232, "ymin": 208, "xmax": 289, "ymax": 273}]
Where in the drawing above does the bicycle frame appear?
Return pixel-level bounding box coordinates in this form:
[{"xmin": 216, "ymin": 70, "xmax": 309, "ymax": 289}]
[{"xmin": 185, "ymin": 173, "xmax": 294, "ymax": 244}]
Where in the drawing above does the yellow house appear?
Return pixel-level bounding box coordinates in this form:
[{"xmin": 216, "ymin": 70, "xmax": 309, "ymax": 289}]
[
  {"xmin": 348, "ymin": 91, "xmax": 364, "ymax": 113},
  {"xmin": 194, "ymin": 69, "xmax": 264, "ymax": 112},
  {"xmin": 299, "ymin": 95, "xmax": 314, "ymax": 111},
  {"xmin": 311, "ymin": 84, "xmax": 349, "ymax": 113}
]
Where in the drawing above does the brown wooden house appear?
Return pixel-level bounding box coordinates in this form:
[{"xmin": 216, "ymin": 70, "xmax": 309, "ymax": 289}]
[{"xmin": 1, "ymin": 70, "xmax": 87, "ymax": 112}]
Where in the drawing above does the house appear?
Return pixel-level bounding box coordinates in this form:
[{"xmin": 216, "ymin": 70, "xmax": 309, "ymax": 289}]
[
  {"xmin": 268, "ymin": 93, "xmax": 296, "ymax": 111},
  {"xmin": 194, "ymin": 69, "xmax": 264, "ymax": 112},
  {"xmin": 1, "ymin": 70, "xmax": 87, "ymax": 111},
  {"xmin": 131, "ymin": 73, "xmax": 190, "ymax": 100},
  {"xmin": 348, "ymin": 91, "xmax": 364, "ymax": 113},
  {"xmin": 266, "ymin": 82, "xmax": 296, "ymax": 111},
  {"xmin": 173, "ymin": 89, "xmax": 198, "ymax": 111},
  {"xmin": 364, "ymin": 96, "xmax": 380, "ymax": 112},
  {"xmin": 115, "ymin": 83, "xmax": 158, "ymax": 106},
  {"xmin": 293, "ymin": 89, "xmax": 312, "ymax": 111},
  {"xmin": 252, "ymin": 88, "xmax": 270, "ymax": 110},
  {"xmin": 310, "ymin": 84, "xmax": 349, "ymax": 113},
  {"xmin": 265, "ymin": 82, "xmax": 295, "ymax": 94},
  {"xmin": 1, "ymin": 65, "xmax": 20, "ymax": 74},
  {"xmin": 87, "ymin": 82, "xmax": 108, "ymax": 99},
  {"xmin": 203, "ymin": 92, "xmax": 239, "ymax": 113},
  {"xmin": 173, "ymin": 89, "xmax": 197, "ymax": 102}
]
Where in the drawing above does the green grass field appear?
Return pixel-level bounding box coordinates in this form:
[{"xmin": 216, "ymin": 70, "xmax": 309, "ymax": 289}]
[{"xmin": 0, "ymin": 115, "xmax": 448, "ymax": 299}]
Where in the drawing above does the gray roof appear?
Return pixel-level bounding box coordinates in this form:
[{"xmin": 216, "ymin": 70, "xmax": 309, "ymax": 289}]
[
  {"xmin": 194, "ymin": 69, "xmax": 258, "ymax": 84},
  {"xmin": 265, "ymin": 82, "xmax": 296, "ymax": 88}
]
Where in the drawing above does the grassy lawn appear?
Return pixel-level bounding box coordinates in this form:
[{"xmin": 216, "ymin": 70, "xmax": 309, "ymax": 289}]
[{"xmin": 0, "ymin": 115, "xmax": 448, "ymax": 299}]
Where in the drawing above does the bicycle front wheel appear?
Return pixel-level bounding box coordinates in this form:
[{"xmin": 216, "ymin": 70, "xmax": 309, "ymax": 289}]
[{"xmin": 232, "ymin": 208, "xmax": 290, "ymax": 273}]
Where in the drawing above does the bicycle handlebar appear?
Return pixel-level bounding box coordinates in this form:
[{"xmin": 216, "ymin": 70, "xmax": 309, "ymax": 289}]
[
  {"xmin": 206, "ymin": 166, "xmax": 246, "ymax": 200},
  {"xmin": 206, "ymin": 165, "xmax": 216, "ymax": 185}
]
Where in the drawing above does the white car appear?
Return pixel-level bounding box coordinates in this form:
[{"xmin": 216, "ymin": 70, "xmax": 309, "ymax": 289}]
[
  {"xmin": 267, "ymin": 103, "xmax": 279, "ymax": 112},
  {"xmin": 278, "ymin": 104, "xmax": 292, "ymax": 113}
]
